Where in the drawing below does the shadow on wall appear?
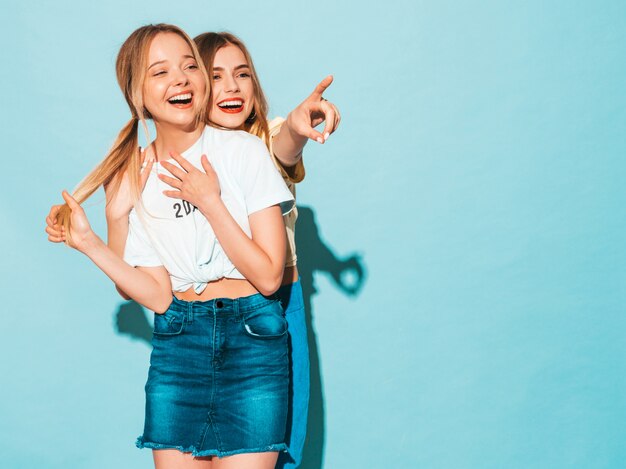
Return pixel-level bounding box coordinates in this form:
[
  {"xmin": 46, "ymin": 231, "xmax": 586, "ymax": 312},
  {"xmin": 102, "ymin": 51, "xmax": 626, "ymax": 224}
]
[
  {"xmin": 114, "ymin": 301, "xmax": 152, "ymax": 345},
  {"xmin": 292, "ymin": 205, "xmax": 366, "ymax": 469},
  {"xmin": 112, "ymin": 204, "xmax": 366, "ymax": 469}
]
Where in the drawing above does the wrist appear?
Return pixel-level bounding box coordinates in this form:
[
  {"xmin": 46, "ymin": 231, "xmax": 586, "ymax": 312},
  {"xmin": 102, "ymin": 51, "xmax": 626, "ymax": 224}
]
[
  {"xmin": 198, "ymin": 194, "xmax": 224, "ymax": 221},
  {"xmin": 284, "ymin": 114, "xmax": 307, "ymax": 142},
  {"xmin": 78, "ymin": 230, "xmax": 104, "ymax": 256},
  {"xmin": 275, "ymin": 118, "xmax": 306, "ymax": 164}
]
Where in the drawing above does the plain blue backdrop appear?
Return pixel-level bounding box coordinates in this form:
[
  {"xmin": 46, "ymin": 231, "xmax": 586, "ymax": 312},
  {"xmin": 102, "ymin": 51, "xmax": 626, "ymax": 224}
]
[{"xmin": 2, "ymin": 1, "xmax": 626, "ymax": 468}]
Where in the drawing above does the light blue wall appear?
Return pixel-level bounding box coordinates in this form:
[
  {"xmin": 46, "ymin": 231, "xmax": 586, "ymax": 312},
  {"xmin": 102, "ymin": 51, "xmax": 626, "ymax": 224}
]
[{"xmin": 2, "ymin": 1, "xmax": 626, "ymax": 468}]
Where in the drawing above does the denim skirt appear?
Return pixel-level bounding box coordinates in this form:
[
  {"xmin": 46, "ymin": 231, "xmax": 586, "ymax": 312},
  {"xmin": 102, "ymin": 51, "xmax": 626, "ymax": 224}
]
[{"xmin": 136, "ymin": 293, "xmax": 289, "ymax": 457}]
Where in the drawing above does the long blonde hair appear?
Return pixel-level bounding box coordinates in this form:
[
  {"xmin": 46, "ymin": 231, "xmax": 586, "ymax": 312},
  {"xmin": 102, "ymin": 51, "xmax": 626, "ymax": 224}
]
[
  {"xmin": 194, "ymin": 32, "xmax": 270, "ymax": 147},
  {"xmin": 58, "ymin": 24, "xmax": 209, "ymax": 242}
]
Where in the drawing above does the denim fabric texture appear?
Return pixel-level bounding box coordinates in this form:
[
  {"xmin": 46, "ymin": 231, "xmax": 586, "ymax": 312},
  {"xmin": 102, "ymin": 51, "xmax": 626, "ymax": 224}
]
[
  {"xmin": 137, "ymin": 293, "xmax": 289, "ymax": 457},
  {"xmin": 276, "ymin": 280, "xmax": 310, "ymax": 469}
]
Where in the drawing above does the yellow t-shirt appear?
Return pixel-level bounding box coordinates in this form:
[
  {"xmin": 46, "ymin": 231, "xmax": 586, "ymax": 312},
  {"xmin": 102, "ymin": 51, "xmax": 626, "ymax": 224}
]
[{"xmin": 268, "ymin": 117, "xmax": 305, "ymax": 268}]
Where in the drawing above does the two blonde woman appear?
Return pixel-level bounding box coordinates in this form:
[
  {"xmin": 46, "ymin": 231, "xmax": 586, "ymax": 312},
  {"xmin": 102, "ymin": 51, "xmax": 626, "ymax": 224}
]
[
  {"xmin": 46, "ymin": 24, "xmax": 339, "ymax": 469},
  {"xmin": 48, "ymin": 24, "xmax": 291, "ymax": 469}
]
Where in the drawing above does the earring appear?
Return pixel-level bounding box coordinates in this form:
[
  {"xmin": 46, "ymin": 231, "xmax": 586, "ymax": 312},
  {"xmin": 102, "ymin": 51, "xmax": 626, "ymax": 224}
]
[{"xmin": 246, "ymin": 108, "xmax": 257, "ymax": 124}]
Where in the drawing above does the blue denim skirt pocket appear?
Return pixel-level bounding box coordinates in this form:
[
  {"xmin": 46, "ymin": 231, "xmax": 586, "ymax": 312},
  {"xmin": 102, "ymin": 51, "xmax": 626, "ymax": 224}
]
[
  {"xmin": 242, "ymin": 299, "xmax": 287, "ymax": 339},
  {"xmin": 152, "ymin": 309, "xmax": 187, "ymax": 337}
]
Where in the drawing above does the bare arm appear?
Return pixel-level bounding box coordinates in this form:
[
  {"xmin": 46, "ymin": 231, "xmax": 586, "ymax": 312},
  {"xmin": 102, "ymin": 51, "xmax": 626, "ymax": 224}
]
[
  {"xmin": 55, "ymin": 191, "xmax": 173, "ymax": 313},
  {"xmin": 47, "ymin": 203, "xmax": 135, "ymax": 300},
  {"xmin": 106, "ymin": 217, "xmax": 130, "ymax": 258},
  {"xmin": 200, "ymin": 202, "xmax": 286, "ymax": 296},
  {"xmin": 271, "ymin": 75, "xmax": 341, "ymax": 167},
  {"xmin": 106, "ymin": 217, "xmax": 132, "ymax": 300},
  {"xmin": 159, "ymin": 153, "xmax": 286, "ymax": 296},
  {"xmin": 46, "ymin": 154, "xmax": 155, "ymax": 301}
]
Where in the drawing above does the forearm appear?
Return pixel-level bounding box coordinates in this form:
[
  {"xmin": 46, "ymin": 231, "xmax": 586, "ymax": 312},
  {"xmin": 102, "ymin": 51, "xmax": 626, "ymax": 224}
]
[
  {"xmin": 271, "ymin": 118, "xmax": 307, "ymax": 167},
  {"xmin": 199, "ymin": 199, "xmax": 285, "ymax": 295},
  {"xmin": 80, "ymin": 233, "xmax": 172, "ymax": 313}
]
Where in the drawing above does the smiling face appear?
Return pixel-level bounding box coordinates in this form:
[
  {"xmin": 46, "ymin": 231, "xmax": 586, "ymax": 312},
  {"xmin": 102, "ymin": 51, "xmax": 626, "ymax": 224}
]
[
  {"xmin": 208, "ymin": 44, "xmax": 255, "ymax": 129},
  {"xmin": 142, "ymin": 32, "xmax": 207, "ymax": 132}
]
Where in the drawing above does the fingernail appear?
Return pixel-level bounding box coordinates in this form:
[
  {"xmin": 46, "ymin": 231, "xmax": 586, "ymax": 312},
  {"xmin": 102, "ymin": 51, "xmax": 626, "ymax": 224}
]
[
  {"xmin": 316, "ymin": 137, "xmax": 324, "ymax": 144},
  {"xmin": 324, "ymin": 133, "xmax": 330, "ymax": 141}
]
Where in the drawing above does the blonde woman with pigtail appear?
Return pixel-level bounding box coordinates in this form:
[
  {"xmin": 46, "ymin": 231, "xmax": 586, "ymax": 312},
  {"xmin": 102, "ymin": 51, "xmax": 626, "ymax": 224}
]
[{"xmin": 46, "ymin": 23, "xmax": 294, "ymax": 469}]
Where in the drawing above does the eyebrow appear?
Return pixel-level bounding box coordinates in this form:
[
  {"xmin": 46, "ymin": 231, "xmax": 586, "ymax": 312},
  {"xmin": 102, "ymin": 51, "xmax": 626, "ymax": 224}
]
[
  {"xmin": 148, "ymin": 55, "xmax": 196, "ymax": 70},
  {"xmin": 212, "ymin": 64, "xmax": 250, "ymax": 71}
]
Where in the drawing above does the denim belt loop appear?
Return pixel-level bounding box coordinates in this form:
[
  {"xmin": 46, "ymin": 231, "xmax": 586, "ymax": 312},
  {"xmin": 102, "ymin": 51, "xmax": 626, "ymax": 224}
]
[
  {"xmin": 186, "ymin": 301, "xmax": 194, "ymax": 324},
  {"xmin": 233, "ymin": 297, "xmax": 240, "ymax": 319}
]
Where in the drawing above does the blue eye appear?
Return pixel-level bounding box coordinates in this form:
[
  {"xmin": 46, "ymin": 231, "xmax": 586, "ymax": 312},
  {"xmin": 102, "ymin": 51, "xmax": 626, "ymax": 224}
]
[{"xmin": 238, "ymin": 73, "xmax": 250, "ymax": 78}]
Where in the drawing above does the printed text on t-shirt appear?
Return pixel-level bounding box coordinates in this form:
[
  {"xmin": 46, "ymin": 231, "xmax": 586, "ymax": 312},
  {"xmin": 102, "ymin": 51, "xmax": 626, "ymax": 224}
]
[{"xmin": 173, "ymin": 201, "xmax": 198, "ymax": 218}]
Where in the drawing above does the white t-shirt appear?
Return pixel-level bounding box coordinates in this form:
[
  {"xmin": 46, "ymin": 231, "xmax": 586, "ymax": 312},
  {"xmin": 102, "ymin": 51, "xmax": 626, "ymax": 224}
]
[{"xmin": 124, "ymin": 125, "xmax": 294, "ymax": 293}]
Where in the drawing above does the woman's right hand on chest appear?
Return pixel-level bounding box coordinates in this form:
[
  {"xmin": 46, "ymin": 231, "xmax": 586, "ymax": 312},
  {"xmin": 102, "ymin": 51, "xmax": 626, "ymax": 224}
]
[{"xmin": 159, "ymin": 151, "xmax": 221, "ymax": 215}]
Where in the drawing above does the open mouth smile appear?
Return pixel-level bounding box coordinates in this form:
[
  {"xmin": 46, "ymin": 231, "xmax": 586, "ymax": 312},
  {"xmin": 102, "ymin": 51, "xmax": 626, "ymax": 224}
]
[
  {"xmin": 168, "ymin": 92, "xmax": 193, "ymax": 108},
  {"xmin": 217, "ymin": 99, "xmax": 244, "ymax": 114}
]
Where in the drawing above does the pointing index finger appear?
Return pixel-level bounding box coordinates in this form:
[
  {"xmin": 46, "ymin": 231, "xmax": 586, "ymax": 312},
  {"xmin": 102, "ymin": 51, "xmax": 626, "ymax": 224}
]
[{"xmin": 308, "ymin": 75, "xmax": 334, "ymax": 101}]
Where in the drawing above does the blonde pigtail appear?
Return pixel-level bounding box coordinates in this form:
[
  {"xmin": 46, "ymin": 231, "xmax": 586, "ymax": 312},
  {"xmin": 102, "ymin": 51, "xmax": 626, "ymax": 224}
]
[{"xmin": 59, "ymin": 117, "xmax": 140, "ymax": 245}]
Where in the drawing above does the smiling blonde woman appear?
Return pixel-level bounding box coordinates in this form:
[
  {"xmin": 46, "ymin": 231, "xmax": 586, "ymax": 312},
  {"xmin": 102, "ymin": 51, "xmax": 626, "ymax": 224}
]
[{"xmin": 193, "ymin": 32, "xmax": 340, "ymax": 469}]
